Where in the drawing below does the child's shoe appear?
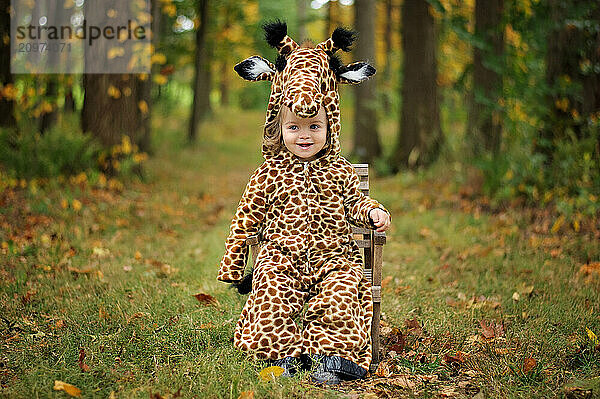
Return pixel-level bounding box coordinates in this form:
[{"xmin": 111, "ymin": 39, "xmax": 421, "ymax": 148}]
[
  {"xmin": 269, "ymin": 356, "xmax": 300, "ymax": 377},
  {"xmin": 308, "ymin": 355, "xmax": 367, "ymax": 386}
]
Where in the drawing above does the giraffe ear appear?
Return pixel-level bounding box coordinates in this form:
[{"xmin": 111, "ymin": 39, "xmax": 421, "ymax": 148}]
[
  {"xmin": 337, "ymin": 61, "xmax": 376, "ymax": 84},
  {"xmin": 234, "ymin": 55, "xmax": 276, "ymax": 82}
]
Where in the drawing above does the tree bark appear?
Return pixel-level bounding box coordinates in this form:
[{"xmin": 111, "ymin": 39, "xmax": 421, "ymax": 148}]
[
  {"xmin": 81, "ymin": 0, "xmax": 144, "ymax": 148},
  {"xmin": 391, "ymin": 0, "xmax": 443, "ymax": 170},
  {"xmin": 538, "ymin": 0, "xmax": 600, "ymax": 163},
  {"xmin": 298, "ymin": 0, "xmax": 307, "ymax": 41},
  {"xmin": 382, "ymin": 0, "xmax": 394, "ymax": 114},
  {"xmin": 466, "ymin": 0, "xmax": 504, "ymax": 156},
  {"xmin": 0, "ymin": 0, "xmax": 16, "ymax": 128},
  {"xmin": 353, "ymin": 0, "xmax": 381, "ymax": 162},
  {"xmin": 188, "ymin": 0, "xmax": 210, "ymax": 143}
]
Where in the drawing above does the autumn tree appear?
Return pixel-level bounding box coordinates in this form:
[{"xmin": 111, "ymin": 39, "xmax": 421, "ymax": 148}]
[
  {"xmin": 391, "ymin": 0, "xmax": 443, "ymax": 170},
  {"xmin": 188, "ymin": 0, "xmax": 211, "ymax": 143},
  {"xmin": 467, "ymin": 0, "xmax": 505, "ymax": 156},
  {"xmin": 353, "ymin": 0, "xmax": 381, "ymax": 162},
  {"xmin": 81, "ymin": 0, "xmax": 149, "ymax": 148},
  {"xmin": 537, "ymin": 0, "xmax": 600, "ymax": 165},
  {"xmin": 0, "ymin": 0, "xmax": 16, "ymax": 128}
]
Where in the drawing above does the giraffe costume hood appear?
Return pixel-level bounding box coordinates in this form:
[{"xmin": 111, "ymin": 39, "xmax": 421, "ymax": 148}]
[
  {"xmin": 218, "ymin": 21, "xmax": 390, "ymax": 375},
  {"xmin": 234, "ymin": 21, "xmax": 375, "ymax": 162}
]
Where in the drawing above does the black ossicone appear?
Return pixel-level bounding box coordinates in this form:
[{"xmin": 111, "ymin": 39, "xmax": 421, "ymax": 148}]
[
  {"xmin": 263, "ymin": 19, "xmax": 288, "ymax": 48},
  {"xmin": 331, "ymin": 27, "xmax": 357, "ymax": 52}
]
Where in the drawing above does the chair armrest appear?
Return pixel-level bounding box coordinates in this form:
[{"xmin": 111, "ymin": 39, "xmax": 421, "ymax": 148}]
[{"xmin": 374, "ymin": 231, "xmax": 386, "ymax": 245}]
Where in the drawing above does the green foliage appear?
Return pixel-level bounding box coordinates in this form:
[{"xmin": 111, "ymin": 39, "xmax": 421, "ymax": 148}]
[
  {"xmin": 238, "ymin": 84, "xmax": 270, "ymax": 110},
  {"xmin": 0, "ymin": 126, "xmax": 101, "ymax": 180}
]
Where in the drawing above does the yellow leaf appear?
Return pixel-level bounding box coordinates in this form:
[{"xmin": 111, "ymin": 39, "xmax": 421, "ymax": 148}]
[
  {"xmin": 61, "ymin": 199, "xmax": 69, "ymax": 209},
  {"xmin": 238, "ymin": 391, "xmax": 255, "ymax": 399},
  {"xmin": 151, "ymin": 53, "xmax": 167, "ymax": 64},
  {"xmin": 107, "ymin": 85, "xmax": 121, "ymax": 99},
  {"xmin": 153, "ymin": 74, "xmax": 168, "ymax": 85},
  {"xmin": 587, "ymin": 328, "xmax": 599, "ymax": 346},
  {"xmin": 551, "ymin": 215, "xmax": 565, "ymax": 233},
  {"xmin": 72, "ymin": 199, "xmax": 82, "ymax": 211},
  {"xmin": 138, "ymin": 100, "xmax": 149, "ymax": 114},
  {"xmin": 107, "ymin": 47, "xmax": 125, "ymax": 59},
  {"xmin": 134, "ymin": 251, "xmax": 143, "ymax": 260},
  {"xmin": 259, "ymin": 366, "xmax": 285, "ymax": 381},
  {"xmin": 53, "ymin": 380, "xmax": 82, "ymax": 397}
]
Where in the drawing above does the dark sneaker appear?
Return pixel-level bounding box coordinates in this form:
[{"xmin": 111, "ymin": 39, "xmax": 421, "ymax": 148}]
[
  {"xmin": 269, "ymin": 356, "xmax": 300, "ymax": 377},
  {"xmin": 308, "ymin": 355, "xmax": 368, "ymax": 385}
]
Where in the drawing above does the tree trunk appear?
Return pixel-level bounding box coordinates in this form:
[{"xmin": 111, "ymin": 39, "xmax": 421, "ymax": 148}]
[
  {"xmin": 391, "ymin": 0, "xmax": 443, "ymax": 170},
  {"xmin": 136, "ymin": 0, "xmax": 160, "ymax": 155},
  {"xmin": 353, "ymin": 0, "xmax": 381, "ymax": 162},
  {"xmin": 382, "ymin": 0, "xmax": 394, "ymax": 114},
  {"xmin": 538, "ymin": 0, "xmax": 600, "ymax": 163},
  {"xmin": 188, "ymin": 0, "xmax": 210, "ymax": 143},
  {"xmin": 81, "ymin": 0, "xmax": 144, "ymax": 148},
  {"xmin": 466, "ymin": 0, "xmax": 504, "ymax": 156},
  {"xmin": 298, "ymin": 0, "xmax": 307, "ymax": 41},
  {"xmin": 0, "ymin": 0, "xmax": 16, "ymax": 128}
]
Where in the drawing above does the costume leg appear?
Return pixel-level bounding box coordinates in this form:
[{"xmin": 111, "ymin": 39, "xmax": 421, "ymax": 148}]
[
  {"xmin": 234, "ymin": 245, "xmax": 306, "ymax": 360},
  {"xmin": 303, "ymin": 255, "xmax": 373, "ymax": 371}
]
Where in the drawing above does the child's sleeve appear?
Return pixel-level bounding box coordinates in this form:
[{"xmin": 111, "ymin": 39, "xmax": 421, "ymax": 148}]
[
  {"xmin": 217, "ymin": 164, "xmax": 269, "ymax": 283},
  {"xmin": 343, "ymin": 166, "xmax": 391, "ymax": 230}
]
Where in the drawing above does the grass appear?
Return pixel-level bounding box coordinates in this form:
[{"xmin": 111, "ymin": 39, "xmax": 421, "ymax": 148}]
[{"xmin": 1, "ymin": 103, "xmax": 599, "ymax": 398}]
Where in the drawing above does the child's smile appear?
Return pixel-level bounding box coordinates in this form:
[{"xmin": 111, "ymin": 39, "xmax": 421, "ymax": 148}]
[{"xmin": 282, "ymin": 106, "xmax": 328, "ymax": 161}]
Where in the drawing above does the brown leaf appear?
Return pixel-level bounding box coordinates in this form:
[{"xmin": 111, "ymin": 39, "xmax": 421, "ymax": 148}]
[
  {"xmin": 193, "ymin": 293, "xmax": 219, "ymax": 307},
  {"xmin": 68, "ymin": 266, "xmax": 95, "ymax": 274},
  {"xmin": 388, "ymin": 375, "xmax": 416, "ymax": 389},
  {"xmin": 238, "ymin": 391, "xmax": 255, "ymax": 399},
  {"xmin": 405, "ymin": 318, "xmax": 424, "ymax": 337},
  {"xmin": 78, "ymin": 348, "xmax": 90, "ymax": 372},
  {"xmin": 387, "ymin": 327, "xmax": 405, "ymax": 353},
  {"xmin": 444, "ymin": 351, "xmax": 467, "ymax": 364},
  {"xmin": 381, "ymin": 275, "xmax": 393, "ymax": 289},
  {"xmin": 479, "ymin": 319, "xmax": 504, "ymax": 339},
  {"xmin": 523, "ymin": 358, "xmax": 537, "ymax": 373}
]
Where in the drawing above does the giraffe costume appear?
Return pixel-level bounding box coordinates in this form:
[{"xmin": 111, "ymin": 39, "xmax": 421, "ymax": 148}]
[{"xmin": 217, "ymin": 21, "xmax": 391, "ymax": 377}]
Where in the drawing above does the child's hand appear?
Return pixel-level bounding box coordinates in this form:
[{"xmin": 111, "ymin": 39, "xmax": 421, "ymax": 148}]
[{"xmin": 369, "ymin": 208, "xmax": 391, "ymax": 232}]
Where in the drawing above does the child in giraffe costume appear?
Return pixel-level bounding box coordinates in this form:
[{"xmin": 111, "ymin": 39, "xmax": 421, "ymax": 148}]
[{"xmin": 217, "ymin": 21, "xmax": 391, "ymax": 385}]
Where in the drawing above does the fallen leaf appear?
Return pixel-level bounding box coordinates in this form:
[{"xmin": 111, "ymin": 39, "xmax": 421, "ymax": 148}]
[
  {"xmin": 387, "ymin": 327, "xmax": 405, "ymax": 353},
  {"xmin": 512, "ymin": 292, "xmax": 520, "ymax": 301},
  {"xmin": 134, "ymin": 251, "xmax": 143, "ymax": 260},
  {"xmin": 375, "ymin": 361, "xmax": 392, "ymax": 377},
  {"xmin": 193, "ymin": 293, "xmax": 219, "ymax": 307},
  {"xmin": 68, "ymin": 266, "xmax": 95, "ymax": 274},
  {"xmin": 388, "ymin": 375, "xmax": 416, "ymax": 389},
  {"xmin": 444, "ymin": 351, "xmax": 467, "ymax": 364},
  {"xmin": 78, "ymin": 348, "xmax": 90, "ymax": 372},
  {"xmin": 238, "ymin": 391, "xmax": 255, "ymax": 399},
  {"xmin": 479, "ymin": 319, "xmax": 504, "ymax": 339},
  {"xmin": 381, "ymin": 275, "xmax": 393, "ymax": 289},
  {"xmin": 92, "ymin": 247, "xmax": 110, "ymax": 258},
  {"xmin": 53, "ymin": 380, "xmax": 81, "ymax": 397},
  {"xmin": 523, "ymin": 358, "xmax": 537, "ymax": 373},
  {"xmin": 259, "ymin": 366, "xmax": 284, "ymax": 381},
  {"xmin": 405, "ymin": 318, "xmax": 424, "ymax": 337}
]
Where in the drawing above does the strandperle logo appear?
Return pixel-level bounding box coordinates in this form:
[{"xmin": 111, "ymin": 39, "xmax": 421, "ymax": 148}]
[
  {"xmin": 15, "ymin": 19, "xmax": 147, "ymax": 46},
  {"xmin": 11, "ymin": 0, "xmax": 151, "ymax": 74}
]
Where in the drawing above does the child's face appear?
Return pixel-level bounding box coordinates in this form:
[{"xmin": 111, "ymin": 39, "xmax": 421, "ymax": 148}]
[{"xmin": 281, "ymin": 106, "xmax": 328, "ymax": 161}]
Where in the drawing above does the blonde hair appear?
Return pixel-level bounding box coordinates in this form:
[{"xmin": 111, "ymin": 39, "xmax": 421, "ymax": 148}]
[{"xmin": 263, "ymin": 106, "xmax": 331, "ymax": 155}]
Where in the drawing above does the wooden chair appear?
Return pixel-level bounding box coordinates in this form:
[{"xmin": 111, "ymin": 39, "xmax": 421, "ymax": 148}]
[{"xmin": 245, "ymin": 163, "xmax": 386, "ymax": 372}]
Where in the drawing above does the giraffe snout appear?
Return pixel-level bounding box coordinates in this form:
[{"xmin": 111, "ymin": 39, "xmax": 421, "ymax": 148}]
[{"xmin": 288, "ymin": 92, "xmax": 323, "ymax": 118}]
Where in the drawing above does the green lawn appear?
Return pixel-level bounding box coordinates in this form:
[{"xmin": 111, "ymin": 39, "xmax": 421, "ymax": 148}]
[{"xmin": 1, "ymin": 105, "xmax": 599, "ymax": 398}]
